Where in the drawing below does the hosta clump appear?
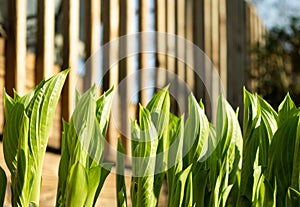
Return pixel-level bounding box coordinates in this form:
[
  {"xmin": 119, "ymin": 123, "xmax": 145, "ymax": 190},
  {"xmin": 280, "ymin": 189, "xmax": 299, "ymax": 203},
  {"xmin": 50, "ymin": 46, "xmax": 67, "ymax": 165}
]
[
  {"xmin": 130, "ymin": 87, "xmax": 170, "ymax": 207},
  {"xmin": 56, "ymin": 85, "xmax": 114, "ymax": 207},
  {"xmin": 239, "ymin": 89, "xmax": 300, "ymax": 206},
  {"xmin": 169, "ymin": 94, "xmax": 243, "ymax": 207},
  {"xmin": 2, "ymin": 70, "xmax": 68, "ymax": 207}
]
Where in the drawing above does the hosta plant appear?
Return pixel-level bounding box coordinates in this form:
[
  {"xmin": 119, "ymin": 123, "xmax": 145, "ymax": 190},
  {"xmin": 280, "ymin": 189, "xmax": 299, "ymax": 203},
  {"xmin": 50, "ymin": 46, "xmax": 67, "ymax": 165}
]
[
  {"xmin": 2, "ymin": 70, "xmax": 68, "ymax": 206},
  {"xmin": 56, "ymin": 85, "xmax": 114, "ymax": 206},
  {"xmin": 130, "ymin": 87, "xmax": 170, "ymax": 207}
]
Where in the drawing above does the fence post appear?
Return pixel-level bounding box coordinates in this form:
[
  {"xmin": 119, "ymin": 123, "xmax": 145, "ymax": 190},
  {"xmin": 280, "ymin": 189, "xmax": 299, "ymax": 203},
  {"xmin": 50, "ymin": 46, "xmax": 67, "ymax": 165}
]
[
  {"xmin": 219, "ymin": 0, "xmax": 227, "ymax": 97},
  {"xmin": 84, "ymin": 0, "xmax": 101, "ymax": 91},
  {"xmin": 185, "ymin": 0, "xmax": 195, "ymax": 95},
  {"xmin": 126, "ymin": 0, "xmax": 139, "ymax": 156},
  {"xmin": 166, "ymin": 0, "xmax": 177, "ymax": 114},
  {"xmin": 155, "ymin": 0, "xmax": 167, "ymax": 89},
  {"xmin": 61, "ymin": 0, "xmax": 79, "ymax": 121},
  {"xmin": 118, "ymin": 0, "xmax": 128, "ymax": 155},
  {"xmin": 203, "ymin": 0, "xmax": 212, "ymax": 120},
  {"xmin": 35, "ymin": 0, "xmax": 55, "ymax": 83},
  {"xmin": 139, "ymin": 0, "xmax": 155, "ymax": 106},
  {"xmin": 193, "ymin": 0, "xmax": 205, "ymax": 100},
  {"xmin": 5, "ymin": 0, "xmax": 27, "ymax": 96},
  {"xmin": 176, "ymin": 0, "xmax": 186, "ymax": 115}
]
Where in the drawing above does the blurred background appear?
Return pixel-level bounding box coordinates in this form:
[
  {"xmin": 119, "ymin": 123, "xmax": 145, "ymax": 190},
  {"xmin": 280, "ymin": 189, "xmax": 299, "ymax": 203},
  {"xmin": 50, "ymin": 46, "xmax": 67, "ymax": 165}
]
[
  {"xmin": 0, "ymin": 0, "xmax": 299, "ymax": 206},
  {"xmin": 247, "ymin": 0, "xmax": 300, "ymax": 108}
]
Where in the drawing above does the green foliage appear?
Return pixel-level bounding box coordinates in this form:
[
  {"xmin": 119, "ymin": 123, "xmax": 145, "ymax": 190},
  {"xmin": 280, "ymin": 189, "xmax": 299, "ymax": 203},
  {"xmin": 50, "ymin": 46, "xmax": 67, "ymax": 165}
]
[
  {"xmin": 0, "ymin": 166, "xmax": 6, "ymax": 206},
  {"xmin": 3, "ymin": 70, "xmax": 68, "ymax": 206},
  {"xmin": 116, "ymin": 139, "xmax": 127, "ymax": 207},
  {"xmin": 2, "ymin": 70, "xmax": 300, "ymax": 207},
  {"xmin": 125, "ymin": 87, "xmax": 300, "ymax": 206},
  {"xmin": 130, "ymin": 87, "xmax": 170, "ymax": 207},
  {"xmin": 56, "ymin": 86, "xmax": 114, "ymax": 207}
]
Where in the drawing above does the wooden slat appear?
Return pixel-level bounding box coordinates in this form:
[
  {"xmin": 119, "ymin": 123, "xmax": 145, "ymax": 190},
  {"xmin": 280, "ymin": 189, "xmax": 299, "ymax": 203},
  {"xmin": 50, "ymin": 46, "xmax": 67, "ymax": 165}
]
[
  {"xmin": 101, "ymin": 0, "xmax": 111, "ymax": 159},
  {"xmin": 84, "ymin": 0, "xmax": 101, "ymax": 91},
  {"xmin": 35, "ymin": 0, "xmax": 60, "ymax": 149},
  {"xmin": 155, "ymin": 0, "xmax": 167, "ymax": 88},
  {"xmin": 193, "ymin": 0, "xmax": 205, "ymax": 100},
  {"xmin": 5, "ymin": 0, "xmax": 27, "ymax": 96},
  {"xmin": 105, "ymin": 0, "xmax": 120, "ymax": 160},
  {"xmin": 226, "ymin": 0, "xmax": 247, "ymax": 121},
  {"xmin": 185, "ymin": 0, "xmax": 195, "ymax": 93},
  {"xmin": 176, "ymin": 0, "xmax": 186, "ymax": 115},
  {"xmin": 61, "ymin": 0, "xmax": 79, "ymax": 121},
  {"xmin": 101, "ymin": 0, "xmax": 110, "ymax": 92},
  {"xmin": 35, "ymin": 0, "xmax": 55, "ymax": 83},
  {"xmin": 210, "ymin": 0, "xmax": 220, "ymax": 122},
  {"xmin": 166, "ymin": 0, "xmax": 177, "ymax": 114},
  {"xmin": 126, "ymin": 0, "xmax": 139, "ymax": 156},
  {"xmin": 118, "ymin": 0, "xmax": 128, "ymax": 154},
  {"xmin": 245, "ymin": 3, "xmax": 252, "ymax": 89},
  {"xmin": 219, "ymin": 0, "xmax": 227, "ymax": 96},
  {"xmin": 139, "ymin": 0, "xmax": 153, "ymax": 106},
  {"xmin": 109, "ymin": 0, "xmax": 119, "ymax": 88},
  {"xmin": 203, "ymin": 0, "xmax": 212, "ymax": 120}
]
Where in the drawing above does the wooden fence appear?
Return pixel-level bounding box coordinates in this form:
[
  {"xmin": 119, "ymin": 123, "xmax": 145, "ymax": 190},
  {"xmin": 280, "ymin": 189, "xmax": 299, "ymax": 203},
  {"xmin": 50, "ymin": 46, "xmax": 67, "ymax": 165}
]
[{"xmin": 0, "ymin": 0, "xmax": 265, "ymax": 155}]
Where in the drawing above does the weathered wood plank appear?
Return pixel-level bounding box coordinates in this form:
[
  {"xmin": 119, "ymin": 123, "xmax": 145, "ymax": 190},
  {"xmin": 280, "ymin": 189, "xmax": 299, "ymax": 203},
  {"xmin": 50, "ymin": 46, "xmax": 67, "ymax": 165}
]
[
  {"xmin": 176, "ymin": 0, "xmax": 186, "ymax": 114},
  {"xmin": 203, "ymin": 0, "xmax": 212, "ymax": 120},
  {"xmin": 155, "ymin": 0, "xmax": 167, "ymax": 88},
  {"xmin": 193, "ymin": 0, "xmax": 205, "ymax": 100},
  {"xmin": 210, "ymin": 0, "xmax": 220, "ymax": 121},
  {"xmin": 166, "ymin": 0, "xmax": 177, "ymax": 114},
  {"xmin": 219, "ymin": 0, "xmax": 227, "ymax": 96},
  {"xmin": 185, "ymin": 0, "xmax": 195, "ymax": 94},
  {"xmin": 226, "ymin": 0, "xmax": 247, "ymax": 121},
  {"xmin": 126, "ymin": 0, "xmax": 139, "ymax": 156},
  {"xmin": 106, "ymin": 0, "xmax": 120, "ymax": 160},
  {"xmin": 35, "ymin": 0, "xmax": 55, "ymax": 83},
  {"xmin": 5, "ymin": 0, "xmax": 27, "ymax": 96},
  {"xmin": 61, "ymin": 0, "xmax": 79, "ymax": 121},
  {"xmin": 139, "ymin": 0, "xmax": 154, "ymax": 106},
  {"xmin": 118, "ymin": 0, "xmax": 128, "ymax": 154},
  {"xmin": 84, "ymin": 0, "xmax": 101, "ymax": 91}
]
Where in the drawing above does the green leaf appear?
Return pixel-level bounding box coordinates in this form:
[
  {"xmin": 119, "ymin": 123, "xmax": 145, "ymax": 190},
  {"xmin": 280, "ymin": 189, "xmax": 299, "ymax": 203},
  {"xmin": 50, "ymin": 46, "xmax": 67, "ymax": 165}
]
[
  {"xmin": 183, "ymin": 171, "xmax": 194, "ymax": 207},
  {"xmin": 0, "ymin": 166, "xmax": 7, "ymax": 207},
  {"xmin": 3, "ymin": 103, "xmax": 26, "ymax": 176},
  {"xmin": 239, "ymin": 89, "xmax": 260, "ymax": 206},
  {"xmin": 93, "ymin": 163, "xmax": 114, "ymax": 206},
  {"xmin": 278, "ymin": 93, "xmax": 297, "ymax": 125},
  {"xmin": 166, "ymin": 115, "xmax": 184, "ymax": 206},
  {"xmin": 168, "ymin": 165, "xmax": 192, "ymax": 207},
  {"xmin": 191, "ymin": 162, "xmax": 209, "ymax": 207},
  {"xmin": 65, "ymin": 162, "xmax": 89, "ymax": 207},
  {"xmin": 147, "ymin": 87, "xmax": 170, "ymax": 201},
  {"xmin": 208, "ymin": 95, "xmax": 242, "ymax": 207},
  {"xmin": 183, "ymin": 94, "xmax": 210, "ymax": 167},
  {"xmin": 266, "ymin": 115, "xmax": 299, "ymax": 206},
  {"xmin": 116, "ymin": 139, "xmax": 127, "ymax": 207},
  {"xmin": 56, "ymin": 86, "xmax": 114, "ymax": 207},
  {"xmin": 56, "ymin": 121, "xmax": 71, "ymax": 207},
  {"xmin": 13, "ymin": 110, "xmax": 31, "ymax": 207},
  {"xmin": 134, "ymin": 106, "xmax": 158, "ymax": 207},
  {"xmin": 286, "ymin": 187, "xmax": 300, "ymax": 207},
  {"xmin": 257, "ymin": 95, "xmax": 278, "ymax": 170},
  {"xmin": 8, "ymin": 70, "xmax": 69, "ymax": 205}
]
